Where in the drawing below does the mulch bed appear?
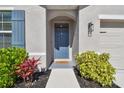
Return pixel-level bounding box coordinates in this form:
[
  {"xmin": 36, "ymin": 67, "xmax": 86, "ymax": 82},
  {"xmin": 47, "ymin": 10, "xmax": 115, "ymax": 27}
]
[
  {"xmin": 14, "ymin": 70, "xmax": 51, "ymax": 88},
  {"xmin": 73, "ymin": 67, "xmax": 120, "ymax": 88}
]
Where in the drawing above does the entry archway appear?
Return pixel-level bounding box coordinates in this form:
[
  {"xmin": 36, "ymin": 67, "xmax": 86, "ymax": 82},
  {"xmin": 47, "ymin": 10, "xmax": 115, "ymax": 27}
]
[{"xmin": 46, "ymin": 15, "xmax": 78, "ymax": 68}]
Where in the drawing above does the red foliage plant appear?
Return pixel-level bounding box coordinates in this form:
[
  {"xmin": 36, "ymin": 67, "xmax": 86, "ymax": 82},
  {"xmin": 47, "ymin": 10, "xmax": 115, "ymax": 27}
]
[{"xmin": 16, "ymin": 57, "xmax": 40, "ymax": 82}]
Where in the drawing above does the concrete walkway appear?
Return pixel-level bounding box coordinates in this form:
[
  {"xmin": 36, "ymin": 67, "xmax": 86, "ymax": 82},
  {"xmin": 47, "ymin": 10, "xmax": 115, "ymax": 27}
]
[
  {"xmin": 114, "ymin": 70, "xmax": 124, "ymax": 87},
  {"xmin": 46, "ymin": 69, "xmax": 80, "ymax": 88}
]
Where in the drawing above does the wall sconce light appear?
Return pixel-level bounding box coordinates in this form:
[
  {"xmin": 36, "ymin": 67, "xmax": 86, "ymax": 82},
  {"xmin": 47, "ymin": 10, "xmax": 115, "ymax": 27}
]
[{"xmin": 88, "ymin": 22, "xmax": 94, "ymax": 37}]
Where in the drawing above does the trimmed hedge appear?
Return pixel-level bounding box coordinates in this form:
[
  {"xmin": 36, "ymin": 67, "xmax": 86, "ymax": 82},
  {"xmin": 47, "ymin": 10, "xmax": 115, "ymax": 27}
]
[
  {"xmin": 0, "ymin": 47, "xmax": 28, "ymax": 87},
  {"xmin": 75, "ymin": 51, "xmax": 116, "ymax": 87}
]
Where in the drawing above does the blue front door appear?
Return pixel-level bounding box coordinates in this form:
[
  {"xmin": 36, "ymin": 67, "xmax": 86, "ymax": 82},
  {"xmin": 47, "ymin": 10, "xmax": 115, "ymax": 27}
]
[{"xmin": 54, "ymin": 23, "xmax": 69, "ymax": 59}]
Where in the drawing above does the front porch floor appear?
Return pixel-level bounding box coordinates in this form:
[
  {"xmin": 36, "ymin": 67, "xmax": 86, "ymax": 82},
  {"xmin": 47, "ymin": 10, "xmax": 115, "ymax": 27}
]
[{"xmin": 49, "ymin": 61, "xmax": 73, "ymax": 69}]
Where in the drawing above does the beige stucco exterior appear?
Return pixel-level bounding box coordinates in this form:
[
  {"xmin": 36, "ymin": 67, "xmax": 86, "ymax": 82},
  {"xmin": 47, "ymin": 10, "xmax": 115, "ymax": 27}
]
[
  {"xmin": 0, "ymin": 5, "xmax": 47, "ymax": 69},
  {"xmin": 79, "ymin": 5, "xmax": 124, "ymax": 52},
  {"xmin": 46, "ymin": 9, "xmax": 79, "ymax": 67},
  {"xmin": 0, "ymin": 5, "xmax": 80, "ymax": 69},
  {"xmin": 1, "ymin": 5, "xmax": 124, "ymax": 87},
  {"xmin": 79, "ymin": 5, "xmax": 124, "ymax": 87}
]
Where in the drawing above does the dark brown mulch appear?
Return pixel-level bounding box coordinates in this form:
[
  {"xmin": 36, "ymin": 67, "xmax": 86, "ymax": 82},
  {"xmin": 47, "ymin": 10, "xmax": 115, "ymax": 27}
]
[
  {"xmin": 14, "ymin": 70, "xmax": 51, "ymax": 88},
  {"xmin": 73, "ymin": 67, "xmax": 120, "ymax": 88}
]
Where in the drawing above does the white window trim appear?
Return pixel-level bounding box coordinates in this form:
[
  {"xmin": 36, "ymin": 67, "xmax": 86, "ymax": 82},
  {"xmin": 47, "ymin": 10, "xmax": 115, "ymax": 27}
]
[
  {"xmin": 0, "ymin": 7, "xmax": 14, "ymax": 10},
  {"xmin": 99, "ymin": 14, "xmax": 124, "ymax": 20},
  {"xmin": 0, "ymin": 31, "xmax": 12, "ymax": 33},
  {"xmin": 29, "ymin": 52, "xmax": 46, "ymax": 56}
]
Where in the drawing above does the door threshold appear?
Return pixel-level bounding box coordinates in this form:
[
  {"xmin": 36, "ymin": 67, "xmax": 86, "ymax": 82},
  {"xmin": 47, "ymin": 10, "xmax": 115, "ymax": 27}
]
[{"xmin": 54, "ymin": 59, "xmax": 71, "ymax": 61}]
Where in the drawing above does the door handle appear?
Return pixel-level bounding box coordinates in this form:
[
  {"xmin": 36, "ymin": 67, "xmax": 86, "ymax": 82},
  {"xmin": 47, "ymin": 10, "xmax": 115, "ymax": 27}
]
[{"xmin": 100, "ymin": 31, "xmax": 107, "ymax": 33}]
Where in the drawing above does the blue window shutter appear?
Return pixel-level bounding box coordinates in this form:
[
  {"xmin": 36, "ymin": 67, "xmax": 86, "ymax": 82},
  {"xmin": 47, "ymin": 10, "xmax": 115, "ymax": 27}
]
[
  {"xmin": 11, "ymin": 10, "xmax": 25, "ymax": 48},
  {"xmin": 11, "ymin": 10, "xmax": 25, "ymax": 21}
]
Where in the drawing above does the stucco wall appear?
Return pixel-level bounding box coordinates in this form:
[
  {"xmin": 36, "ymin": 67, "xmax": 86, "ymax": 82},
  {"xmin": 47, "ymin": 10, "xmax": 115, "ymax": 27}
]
[
  {"xmin": 79, "ymin": 6, "xmax": 100, "ymax": 52},
  {"xmin": 79, "ymin": 5, "xmax": 124, "ymax": 52},
  {"xmin": 46, "ymin": 10, "xmax": 78, "ymax": 67},
  {"xmin": 72, "ymin": 21, "xmax": 79, "ymax": 65},
  {"xmin": 47, "ymin": 10, "xmax": 77, "ymax": 21},
  {"xmin": 46, "ymin": 19, "xmax": 54, "ymax": 68},
  {"xmin": 79, "ymin": 5, "xmax": 124, "ymax": 87},
  {"xmin": 0, "ymin": 5, "xmax": 47, "ymax": 70}
]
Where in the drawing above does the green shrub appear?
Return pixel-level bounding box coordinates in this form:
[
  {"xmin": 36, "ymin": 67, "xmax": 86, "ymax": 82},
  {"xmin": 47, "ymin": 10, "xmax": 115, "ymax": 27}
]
[
  {"xmin": 75, "ymin": 51, "xmax": 116, "ymax": 87},
  {"xmin": 0, "ymin": 47, "xmax": 28, "ymax": 87}
]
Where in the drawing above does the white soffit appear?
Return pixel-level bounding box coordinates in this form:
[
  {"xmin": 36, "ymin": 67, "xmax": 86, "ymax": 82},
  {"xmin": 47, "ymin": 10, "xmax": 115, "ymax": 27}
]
[
  {"xmin": 46, "ymin": 5, "xmax": 78, "ymax": 10},
  {"xmin": 0, "ymin": 7, "xmax": 14, "ymax": 10},
  {"xmin": 99, "ymin": 15, "xmax": 124, "ymax": 20}
]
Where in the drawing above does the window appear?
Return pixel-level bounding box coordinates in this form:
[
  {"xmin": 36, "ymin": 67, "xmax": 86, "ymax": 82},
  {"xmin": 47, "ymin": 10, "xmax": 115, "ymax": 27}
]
[
  {"xmin": 100, "ymin": 19, "xmax": 124, "ymax": 28},
  {"xmin": 0, "ymin": 11, "xmax": 12, "ymax": 48},
  {"xmin": 0, "ymin": 10, "xmax": 25, "ymax": 49},
  {"xmin": 0, "ymin": 33, "xmax": 11, "ymax": 48}
]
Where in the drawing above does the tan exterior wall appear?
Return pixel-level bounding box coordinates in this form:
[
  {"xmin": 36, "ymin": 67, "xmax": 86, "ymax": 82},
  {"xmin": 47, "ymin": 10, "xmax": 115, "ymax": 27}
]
[
  {"xmin": 79, "ymin": 5, "xmax": 124, "ymax": 52},
  {"xmin": 2, "ymin": 5, "xmax": 124, "ymax": 70},
  {"xmin": 46, "ymin": 10, "xmax": 78, "ymax": 67},
  {"xmin": 79, "ymin": 5, "xmax": 124, "ymax": 87},
  {"xmin": 0, "ymin": 5, "xmax": 47, "ymax": 69}
]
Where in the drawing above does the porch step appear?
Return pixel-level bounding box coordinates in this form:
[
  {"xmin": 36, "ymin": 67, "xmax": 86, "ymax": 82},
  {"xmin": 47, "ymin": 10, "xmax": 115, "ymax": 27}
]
[
  {"xmin": 49, "ymin": 61, "xmax": 74, "ymax": 69},
  {"xmin": 46, "ymin": 69, "xmax": 80, "ymax": 88},
  {"xmin": 49, "ymin": 63, "xmax": 73, "ymax": 69},
  {"xmin": 55, "ymin": 61, "xmax": 69, "ymax": 64}
]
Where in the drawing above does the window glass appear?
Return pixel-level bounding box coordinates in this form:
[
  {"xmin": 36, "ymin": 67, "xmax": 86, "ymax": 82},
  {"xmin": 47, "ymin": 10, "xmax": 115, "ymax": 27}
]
[
  {"xmin": 3, "ymin": 11, "xmax": 11, "ymax": 21},
  {"xmin": 4, "ymin": 33, "xmax": 11, "ymax": 48},
  {"xmin": 0, "ymin": 23, "xmax": 2, "ymax": 30},
  {"xmin": 0, "ymin": 10, "xmax": 25, "ymax": 48},
  {"xmin": 0, "ymin": 13, "xmax": 2, "ymax": 21},
  {"xmin": 0, "ymin": 34, "xmax": 3, "ymax": 48},
  {"xmin": 3, "ymin": 23, "xmax": 12, "ymax": 30}
]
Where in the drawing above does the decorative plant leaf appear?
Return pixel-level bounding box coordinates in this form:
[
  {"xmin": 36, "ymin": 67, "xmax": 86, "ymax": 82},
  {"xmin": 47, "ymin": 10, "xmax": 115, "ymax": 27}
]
[
  {"xmin": 75, "ymin": 51, "xmax": 116, "ymax": 87},
  {"xmin": 0, "ymin": 47, "xmax": 28, "ymax": 88},
  {"xmin": 16, "ymin": 57, "xmax": 40, "ymax": 84}
]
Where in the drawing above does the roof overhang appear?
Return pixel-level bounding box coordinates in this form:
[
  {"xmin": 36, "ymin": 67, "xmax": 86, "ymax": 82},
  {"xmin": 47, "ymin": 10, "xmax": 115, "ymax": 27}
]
[
  {"xmin": 41, "ymin": 5, "xmax": 79, "ymax": 10},
  {"xmin": 40, "ymin": 5, "xmax": 89, "ymax": 10}
]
